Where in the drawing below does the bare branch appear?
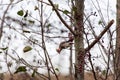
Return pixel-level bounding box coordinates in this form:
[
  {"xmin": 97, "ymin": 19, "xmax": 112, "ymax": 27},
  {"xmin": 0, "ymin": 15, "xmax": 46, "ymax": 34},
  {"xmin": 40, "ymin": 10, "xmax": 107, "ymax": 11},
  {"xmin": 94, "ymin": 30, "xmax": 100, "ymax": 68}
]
[
  {"xmin": 48, "ymin": 0, "xmax": 75, "ymax": 35},
  {"xmin": 85, "ymin": 19, "xmax": 114, "ymax": 52},
  {"xmin": 38, "ymin": 1, "xmax": 59, "ymax": 79}
]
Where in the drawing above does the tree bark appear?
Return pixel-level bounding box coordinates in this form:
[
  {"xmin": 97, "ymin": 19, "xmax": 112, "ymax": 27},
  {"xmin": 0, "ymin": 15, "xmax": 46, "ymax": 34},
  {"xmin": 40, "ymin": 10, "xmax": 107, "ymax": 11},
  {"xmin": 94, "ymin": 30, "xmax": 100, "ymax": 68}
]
[
  {"xmin": 74, "ymin": 0, "xmax": 85, "ymax": 80},
  {"xmin": 115, "ymin": 0, "xmax": 120, "ymax": 80}
]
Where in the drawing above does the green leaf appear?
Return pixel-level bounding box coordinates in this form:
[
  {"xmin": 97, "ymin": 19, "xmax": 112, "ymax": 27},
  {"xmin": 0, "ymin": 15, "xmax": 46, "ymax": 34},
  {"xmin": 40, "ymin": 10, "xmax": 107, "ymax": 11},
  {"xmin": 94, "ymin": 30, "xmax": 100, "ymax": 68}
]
[
  {"xmin": 17, "ymin": 10, "xmax": 24, "ymax": 16},
  {"xmin": 31, "ymin": 70, "xmax": 36, "ymax": 77},
  {"xmin": 102, "ymin": 70, "xmax": 106, "ymax": 75},
  {"xmin": 54, "ymin": 4, "xmax": 59, "ymax": 9},
  {"xmin": 23, "ymin": 30, "xmax": 30, "ymax": 33},
  {"xmin": 0, "ymin": 51, "xmax": 2, "ymax": 54},
  {"xmin": 14, "ymin": 66, "xmax": 27, "ymax": 74},
  {"xmin": 23, "ymin": 46, "xmax": 32, "ymax": 53},
  {"xmin": 28, "ymin": 20, "xmax": 35, "ymax": 24},
  {"xmin": 98, "ymin": 20, "xmax": 102, "ymax": 25},
  {"xmin": 63, "ymin": 10, "xmax": 70, "ymax": 15},
  {"xmin": 0, "ymin": 47, "xmax": 8, "ymax": 50},
  {"xmin": 46, "ymin": 23, "xmax": 51, "ymax": 28},
  {"xmin": 55, "ymin": 68, "xmax": 59, "ymax": 72}
]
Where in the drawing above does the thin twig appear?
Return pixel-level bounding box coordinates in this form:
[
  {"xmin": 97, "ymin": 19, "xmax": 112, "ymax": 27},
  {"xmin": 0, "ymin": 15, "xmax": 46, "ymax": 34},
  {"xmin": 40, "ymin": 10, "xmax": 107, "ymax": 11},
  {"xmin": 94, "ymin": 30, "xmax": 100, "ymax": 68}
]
[
  {"xmin": 0, "ymin": 1, "xmax": 12, "ymax": 40},
  {"xmin": 11, "ymin": 49, "xmax": 48, "ymax": 79},
  {"xmin": 4, "ymin": 50, "xmax": 13, "ymax": 78},
  {"xmin": 39, "ymin": 1, "xmax": 51, "ymax": 79},
  {"xmin": 84, "ymin": 29, "xmax": 97, "ymax": 80}
]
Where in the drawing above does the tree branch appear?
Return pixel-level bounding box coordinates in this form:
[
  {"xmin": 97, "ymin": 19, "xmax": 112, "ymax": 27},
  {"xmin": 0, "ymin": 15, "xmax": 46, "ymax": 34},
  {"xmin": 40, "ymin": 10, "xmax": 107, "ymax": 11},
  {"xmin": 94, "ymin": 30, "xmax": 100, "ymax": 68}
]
[
  {"xmin": 48, "ymin": 0, "xmax": 75, "ymax": 35},
  {"xmin": 0, "ymin": 1, "xmax": 12, "ymax": 41},
  {"xmin": 85, "ymin": 19, "xmax": 114, "ymax": 52}
]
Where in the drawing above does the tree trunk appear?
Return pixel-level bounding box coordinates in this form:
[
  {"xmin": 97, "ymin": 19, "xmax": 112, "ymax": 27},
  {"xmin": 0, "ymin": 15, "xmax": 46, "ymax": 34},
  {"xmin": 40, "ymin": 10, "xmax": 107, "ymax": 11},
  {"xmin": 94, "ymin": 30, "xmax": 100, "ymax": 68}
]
[
  {"xmin": 69, "ymin": 46, "xmax": 74, "ymax": 80},
  {"xmin": 74, "ymin": 0, "xmax": 85, "ymax": 80},
  {"xmin": 115, "ymin": 0, "xmax": 120, "ymax": 80}
]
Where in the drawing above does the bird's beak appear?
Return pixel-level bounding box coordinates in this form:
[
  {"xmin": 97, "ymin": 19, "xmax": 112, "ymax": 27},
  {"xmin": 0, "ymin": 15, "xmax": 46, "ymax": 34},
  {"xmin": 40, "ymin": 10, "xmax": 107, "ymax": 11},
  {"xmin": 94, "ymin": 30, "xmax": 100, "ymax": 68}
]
[{"xmin": 56, "ymin": 48, "xmax": 61, "ymax": 54}]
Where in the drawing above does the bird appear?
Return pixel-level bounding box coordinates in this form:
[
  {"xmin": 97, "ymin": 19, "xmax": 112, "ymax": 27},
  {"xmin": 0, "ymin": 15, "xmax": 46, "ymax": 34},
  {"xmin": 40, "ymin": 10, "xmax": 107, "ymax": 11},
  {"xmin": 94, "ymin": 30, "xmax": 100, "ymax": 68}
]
[
  {"xmin": 56, "ymin": 33, "xmax": 74, "ymax": 53},
  {"xmin": 56, "ymin": 41, "xmax": 73, "ymax": 53}
]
